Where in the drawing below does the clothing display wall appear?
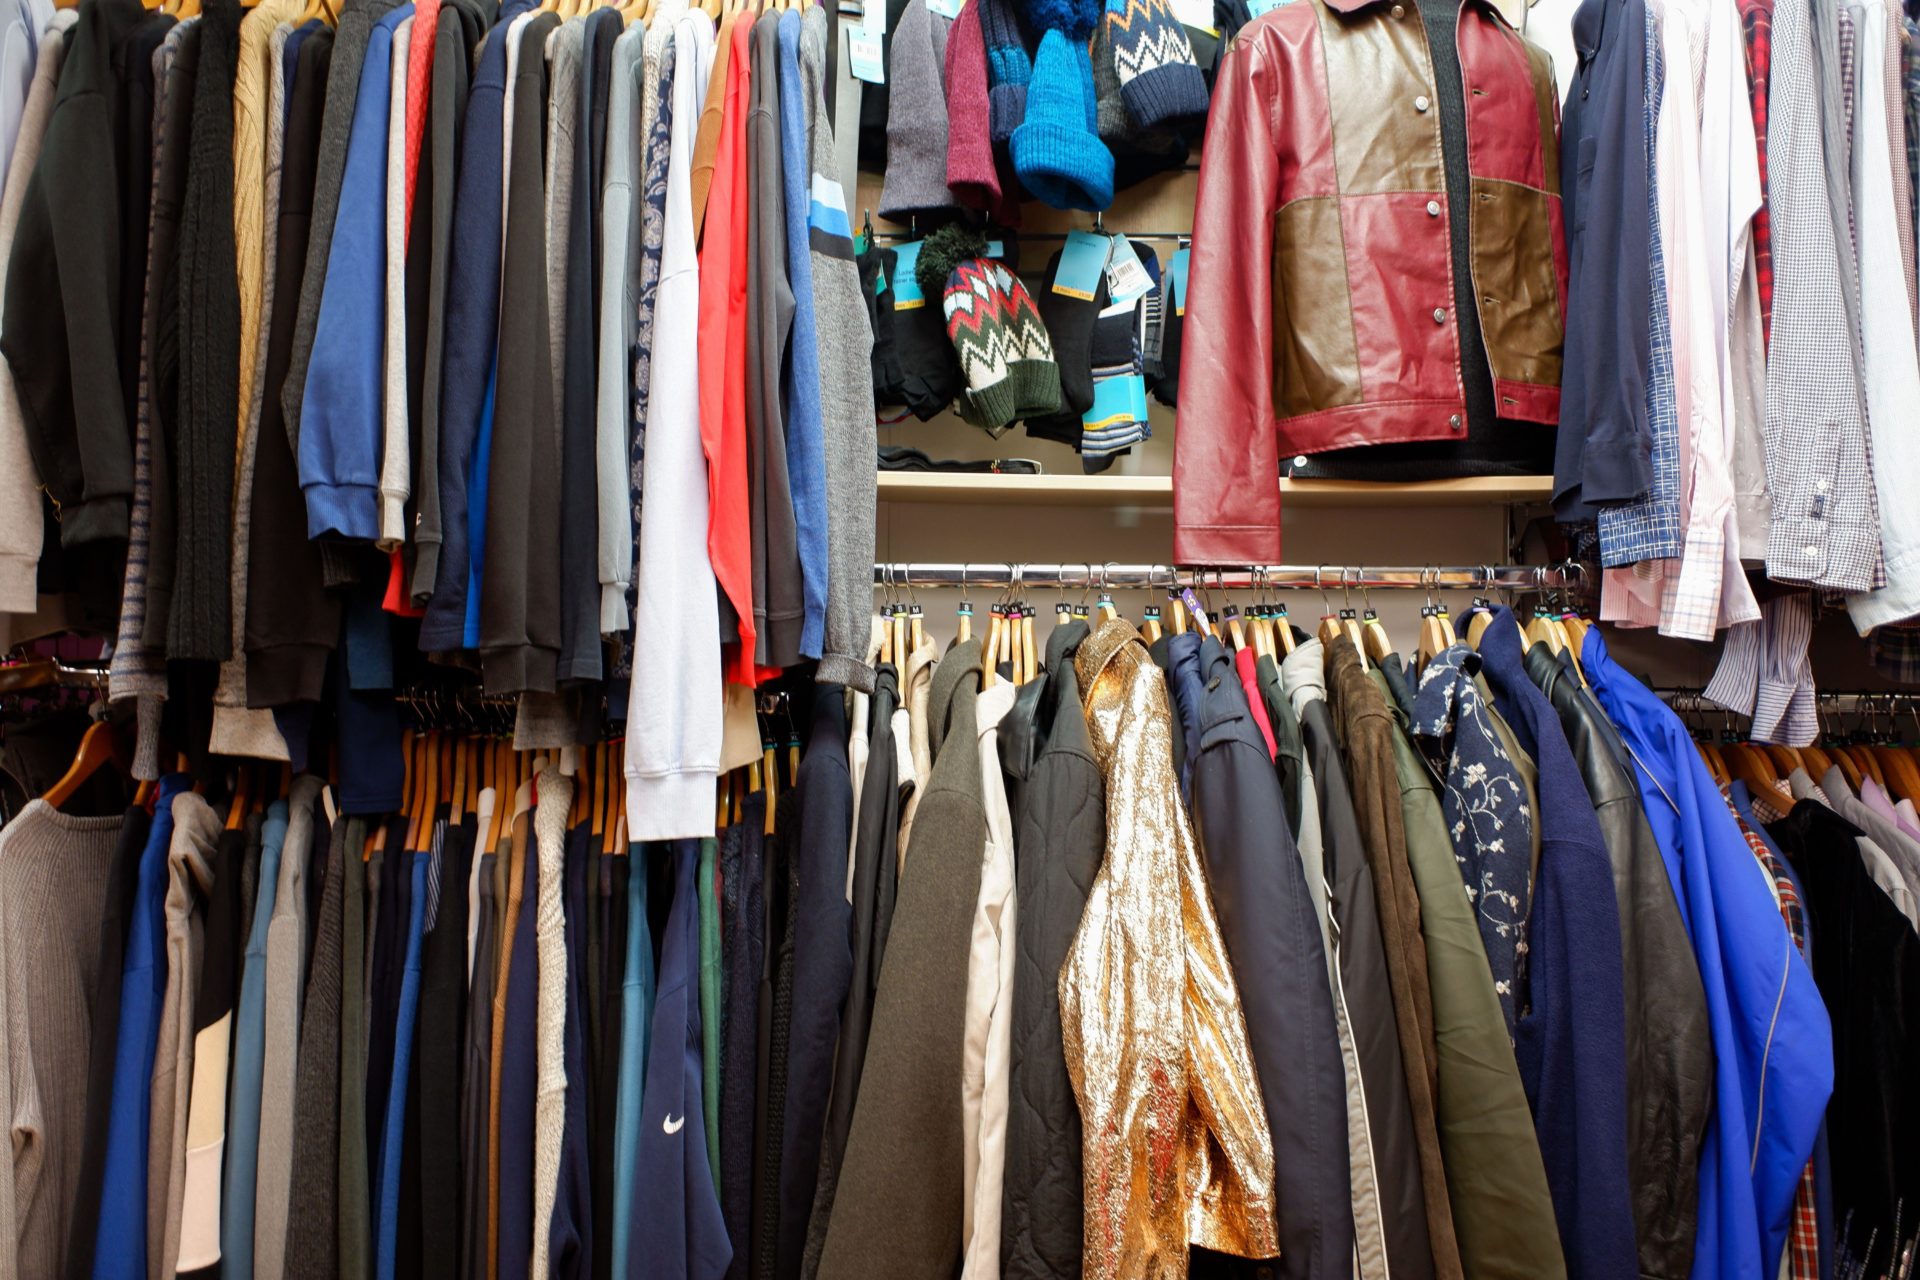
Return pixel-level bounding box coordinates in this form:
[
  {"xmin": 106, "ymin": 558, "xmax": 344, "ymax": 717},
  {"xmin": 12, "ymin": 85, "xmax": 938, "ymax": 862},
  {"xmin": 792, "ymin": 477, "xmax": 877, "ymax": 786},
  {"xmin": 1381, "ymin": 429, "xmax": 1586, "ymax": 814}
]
[{"xmin": 0, "ymin": 0, "xmax": 1916, "ymax": 1274}]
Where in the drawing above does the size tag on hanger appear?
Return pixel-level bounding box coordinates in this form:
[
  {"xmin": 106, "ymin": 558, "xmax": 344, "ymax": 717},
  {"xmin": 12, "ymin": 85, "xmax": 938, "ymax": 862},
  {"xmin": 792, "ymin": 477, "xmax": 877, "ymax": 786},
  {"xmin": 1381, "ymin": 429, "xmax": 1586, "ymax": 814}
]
[
  {"xmin": 1105, "ymin": 234, "xmax": 1153, "ymax": 304},
  {"xmin": 848, "ymin": 27, "xmax": 885, "ymax": 82},
  {"xmin": 1168, "ymin": 246, "xmax": 1190, "ymax": 314},
  {"xmin": 891, "ymin": 240, "xmax": 925, "ymax": 308},
  {"xmin": 1053, "ymin": 229, "xmax": 1113, "ymax": 300}
]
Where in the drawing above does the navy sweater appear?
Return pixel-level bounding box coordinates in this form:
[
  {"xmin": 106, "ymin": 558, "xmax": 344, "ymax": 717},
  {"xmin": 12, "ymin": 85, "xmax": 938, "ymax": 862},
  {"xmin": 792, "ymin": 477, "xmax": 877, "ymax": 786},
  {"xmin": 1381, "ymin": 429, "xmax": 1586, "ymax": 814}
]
[{"xmin": 417, "ymin": 0, "xmax": 528, "ymax": 650}]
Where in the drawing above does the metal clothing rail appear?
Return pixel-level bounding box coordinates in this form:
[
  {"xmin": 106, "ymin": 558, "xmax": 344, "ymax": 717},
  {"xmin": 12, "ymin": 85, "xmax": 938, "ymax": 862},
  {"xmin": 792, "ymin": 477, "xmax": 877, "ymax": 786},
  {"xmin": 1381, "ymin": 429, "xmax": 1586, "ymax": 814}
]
[
  {"xmin": 1658, "ymin": 688, "xmax": 1920, "ymax": 716},
  {"xmin": 870, "ymin": 562, "xmax": 1588, "ymax": 593}
]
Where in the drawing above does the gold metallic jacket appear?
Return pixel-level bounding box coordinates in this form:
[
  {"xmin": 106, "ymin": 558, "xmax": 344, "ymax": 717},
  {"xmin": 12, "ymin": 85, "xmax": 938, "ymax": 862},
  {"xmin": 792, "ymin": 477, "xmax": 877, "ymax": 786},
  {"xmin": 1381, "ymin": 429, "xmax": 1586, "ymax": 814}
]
[{"xmin": 1060, "ymin": 620, "xmax": 1281, "ymax": 1280}]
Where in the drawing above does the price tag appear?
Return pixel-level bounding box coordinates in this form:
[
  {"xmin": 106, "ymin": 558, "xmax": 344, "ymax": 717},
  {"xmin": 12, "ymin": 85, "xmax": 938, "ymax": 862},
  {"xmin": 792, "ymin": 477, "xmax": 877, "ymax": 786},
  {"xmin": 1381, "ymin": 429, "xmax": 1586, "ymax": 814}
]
[
  {"xmin": 890, "ymin": 240, "xmax": 926, "ymax": 309},
  {"xmin": 927, "ymin": 0, "xmax": 965, "ymax": 18},
  {"xmin": 1052, "ymin": 229, "xmax": 1113, "ymax": 300},
  {"xmin": 848, "ymin": 27, "xmax": 885, "ymax": 83},
  {"xmin": 1168, "ymin": 246, "xmax": 1190, "ymax": 315},
  {"xmin": 986, "ymin": 239, "xmax": 1005, "ymax": 258},
  {"xmin": 1246, "ymin": 0, "xmax": 1293, "ymax": 17},
  {"xmin": 1105, "ymin": 235, "xmax": 1153, "ymax": 304}
]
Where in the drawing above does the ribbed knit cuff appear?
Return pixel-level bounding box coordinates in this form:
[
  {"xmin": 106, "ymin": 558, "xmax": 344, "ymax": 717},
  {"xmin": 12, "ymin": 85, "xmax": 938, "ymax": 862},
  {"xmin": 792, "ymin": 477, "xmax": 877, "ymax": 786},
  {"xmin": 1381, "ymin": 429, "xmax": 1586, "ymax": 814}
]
[
  {"xmin": 1009, "ymin": 356, "xmax": 1064, "ymax": 420},
  {"xmin": 965, "ymin": 373, "xmax": 1023, "ymax": 434},
  {"xmin": 1117, "ymin": 58, "xmax": 1208, "ymax": 128},
  {"xmin": 816, "ymin": 651, "xmax": 877, "ymax": 694},
  {"xmin": 378, "ymin": 490, "xmax": 408, "ymax": 551}
]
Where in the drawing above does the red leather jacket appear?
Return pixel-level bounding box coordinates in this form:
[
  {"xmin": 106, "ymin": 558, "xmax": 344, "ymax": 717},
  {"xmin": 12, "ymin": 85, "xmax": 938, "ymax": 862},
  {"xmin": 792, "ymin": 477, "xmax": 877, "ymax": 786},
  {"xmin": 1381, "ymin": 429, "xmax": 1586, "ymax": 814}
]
[{"xmin": 1173, "ymin": 0, "xmax": 1567, "ymax": 564}]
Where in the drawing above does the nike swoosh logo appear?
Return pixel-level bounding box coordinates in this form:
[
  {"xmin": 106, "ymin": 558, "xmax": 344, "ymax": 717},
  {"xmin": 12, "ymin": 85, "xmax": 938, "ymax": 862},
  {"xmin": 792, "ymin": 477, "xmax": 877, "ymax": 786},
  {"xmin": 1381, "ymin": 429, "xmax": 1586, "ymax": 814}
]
[{"xmin": 663, "ymin": 1113, "xmax": 685, "ymax": 1135}]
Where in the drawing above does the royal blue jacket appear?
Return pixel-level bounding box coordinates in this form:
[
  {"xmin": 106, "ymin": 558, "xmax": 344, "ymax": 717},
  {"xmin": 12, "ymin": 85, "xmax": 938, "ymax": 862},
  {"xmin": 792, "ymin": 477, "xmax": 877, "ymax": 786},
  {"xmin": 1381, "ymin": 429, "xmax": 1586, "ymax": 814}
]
[
  {"xmin": 1477, "ymin": 611, "xmax": 1638, "ymax": 1279},
  {"xmin": 1584, "ymin": 629, "xmax": 1832, "ymax": 1280}
]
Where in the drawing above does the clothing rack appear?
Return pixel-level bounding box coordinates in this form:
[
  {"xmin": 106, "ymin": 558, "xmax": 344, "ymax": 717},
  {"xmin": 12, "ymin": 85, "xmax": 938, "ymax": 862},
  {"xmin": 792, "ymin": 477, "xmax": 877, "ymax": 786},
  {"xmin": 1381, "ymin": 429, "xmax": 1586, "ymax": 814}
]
[
  {"xmin": 1657, "ymin": 688, "xmax": 1920, "ymax": 717},
  {"xmin": 870, "ymin": 562, "xmax": 1587, "ymax": 593}
]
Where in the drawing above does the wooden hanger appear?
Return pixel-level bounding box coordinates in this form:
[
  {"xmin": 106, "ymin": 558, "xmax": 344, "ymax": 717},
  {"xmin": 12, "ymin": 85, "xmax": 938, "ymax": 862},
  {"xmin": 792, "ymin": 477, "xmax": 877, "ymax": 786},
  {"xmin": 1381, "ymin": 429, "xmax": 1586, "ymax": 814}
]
[
  {"xmin": 1361, "ymin": 610, "xmax": 1394, "ymax": 666},
  {"xmin": 1141, "ymin": 604, "xmax": 1162, "ymax": 645},
  {"xmin": 225, "ymin": 767, "xmax": 251, "ymax": 831},
  {"xmin": 1020, "ymin": 607, "xmax": 1038, "ymax": 685},
  {"xmin": 43, "ymin": 719, "xmax": 132, "ymax": 811}
]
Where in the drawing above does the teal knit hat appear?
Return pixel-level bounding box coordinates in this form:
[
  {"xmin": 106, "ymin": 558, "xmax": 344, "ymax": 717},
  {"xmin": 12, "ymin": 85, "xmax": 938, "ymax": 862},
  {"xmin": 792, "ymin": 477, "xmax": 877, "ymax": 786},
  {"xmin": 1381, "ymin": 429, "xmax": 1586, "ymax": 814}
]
[{"xmin": 1011, "ymin": 28, "xmax": 1115, "ymax": 211}]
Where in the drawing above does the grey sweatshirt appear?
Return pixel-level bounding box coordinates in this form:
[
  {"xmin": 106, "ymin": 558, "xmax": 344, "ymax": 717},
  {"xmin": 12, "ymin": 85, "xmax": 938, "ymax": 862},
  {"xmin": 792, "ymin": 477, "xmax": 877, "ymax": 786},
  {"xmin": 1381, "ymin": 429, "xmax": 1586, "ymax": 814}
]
[
  {"xmin": 800, "ymin": 5, "xmax": 875, "ymax": 692},
  {"xmin": 747, "ymin": 11, "xmax": 802, "ymax": 669},
  {"xmin": 594, "ymin": 22, "xmax": 644, "ymax": 635}
]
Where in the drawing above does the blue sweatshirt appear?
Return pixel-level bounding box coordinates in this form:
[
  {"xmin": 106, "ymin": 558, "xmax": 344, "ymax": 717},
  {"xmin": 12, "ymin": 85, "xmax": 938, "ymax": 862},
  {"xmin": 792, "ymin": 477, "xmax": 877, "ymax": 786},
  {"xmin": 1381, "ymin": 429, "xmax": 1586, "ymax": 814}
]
[
  {"xmin": 420, "ymin": 2, "xmax": 528, "ymax": 650},
  {"xmin": 776, "ymin": 12, "xmax": 826, "ymax": 659},
  {"xmin": 92, "ymin": 776, "xmax": 189, "ymax": 1280},
  {"xmin": 297, "ymin": 3, "xmax": 413, "ymax": 541}
]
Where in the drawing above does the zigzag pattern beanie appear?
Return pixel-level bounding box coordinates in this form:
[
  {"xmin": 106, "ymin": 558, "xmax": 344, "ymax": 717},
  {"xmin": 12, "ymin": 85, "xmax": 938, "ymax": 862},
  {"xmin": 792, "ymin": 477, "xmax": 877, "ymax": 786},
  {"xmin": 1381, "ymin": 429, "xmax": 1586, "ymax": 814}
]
[
  {"xmin": 918, "ymin": 225, "xmax": 1063, "ymax": 433},
  {"xmin": 1105, "ymin": 0, "xmax": 1208, "ymax": 127}
]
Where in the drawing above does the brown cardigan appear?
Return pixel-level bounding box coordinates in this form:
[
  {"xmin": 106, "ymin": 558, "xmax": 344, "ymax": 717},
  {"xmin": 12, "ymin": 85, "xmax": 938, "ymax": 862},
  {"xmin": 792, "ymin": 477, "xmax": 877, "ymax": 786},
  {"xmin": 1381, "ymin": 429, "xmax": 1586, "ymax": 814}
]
[{"xmin": 1325, "ymin": 636, "xmax": 1463, "ymax": 1280}]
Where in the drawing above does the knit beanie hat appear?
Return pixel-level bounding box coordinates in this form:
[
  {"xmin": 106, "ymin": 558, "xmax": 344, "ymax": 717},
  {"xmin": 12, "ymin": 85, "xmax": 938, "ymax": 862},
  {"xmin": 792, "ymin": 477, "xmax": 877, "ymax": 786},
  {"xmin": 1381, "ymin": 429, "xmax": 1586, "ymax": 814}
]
[
  {"xmin": 878, "ymin": 0, "xmax": 963, "ymax": 223},
  {"xmin": 946, "ymin": 0, "xmax": 1021, "ymax": 222},
  {"xmin": 918, "ymin": 225, "xmax": 1064, "ymax": 433},
  {"xmin": 1089, "ymin": 7, "xmax": 1190, "ymax": 186},
  {"xmin": 1012, "ymin": 28, "xmax": 1114, "ymax": 211},
  {"xmin": 1105, "ymin": 0, "xmax": 1208, "ymax": 128},
  {"xmin": 980, "ymin": 0, "xmax": 1035, "ymax": 143}
]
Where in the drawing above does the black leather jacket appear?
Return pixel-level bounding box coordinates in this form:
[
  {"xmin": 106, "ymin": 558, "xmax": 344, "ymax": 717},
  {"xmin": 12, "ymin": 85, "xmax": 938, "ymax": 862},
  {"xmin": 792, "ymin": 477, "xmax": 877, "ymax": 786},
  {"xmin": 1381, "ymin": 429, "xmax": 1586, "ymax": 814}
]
[{"xmin": 1527, "ymin": 644, "xmax": 1714, "ymax": 1280}]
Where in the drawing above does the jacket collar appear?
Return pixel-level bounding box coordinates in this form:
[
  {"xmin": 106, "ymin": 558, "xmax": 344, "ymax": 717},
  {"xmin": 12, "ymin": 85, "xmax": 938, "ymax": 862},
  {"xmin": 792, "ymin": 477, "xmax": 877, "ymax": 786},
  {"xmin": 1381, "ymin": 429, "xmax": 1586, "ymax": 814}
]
[
  {"xmin": 928, "ymin": 637, "xmax": 983, "ymax": 760},
  {"xmin": 1280, "ymin": 635, "xmax": 1326, "ymax": 702},
  {"xmin": 1075, "ymin": 618, "xmax": 1144, "ymax": 697}
]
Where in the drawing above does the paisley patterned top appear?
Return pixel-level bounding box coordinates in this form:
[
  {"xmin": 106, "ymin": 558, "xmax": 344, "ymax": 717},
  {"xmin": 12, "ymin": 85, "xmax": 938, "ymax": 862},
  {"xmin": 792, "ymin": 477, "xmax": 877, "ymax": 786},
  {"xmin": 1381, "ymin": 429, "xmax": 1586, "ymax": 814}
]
[{"xmin": 1412, "ymin": 644, "xmax": 1536, "ymax": 1035}]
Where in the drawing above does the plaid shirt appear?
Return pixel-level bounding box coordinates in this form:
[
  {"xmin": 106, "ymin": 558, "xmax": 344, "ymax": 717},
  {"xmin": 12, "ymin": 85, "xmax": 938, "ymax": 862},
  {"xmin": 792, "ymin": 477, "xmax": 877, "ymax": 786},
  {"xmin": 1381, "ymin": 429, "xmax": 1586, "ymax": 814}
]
[
  {"xmin": 1727, "ymin": 798, "xmax": 1821, "ymax": 1280},
  {"xmin": 1598, "ymin": 15, "xmax": 1684, "ymax": 567},
  {"xmin": 1762, "ymin": 0, "xmax": 1882, "ymax": 591},
  {"xmin": 1740, "ymin": 0, "xmax": 1775, "ymax": 344},
  {"xmin": 1870, "ymin": 620, "xmax": 1920, "ymax": 681}
]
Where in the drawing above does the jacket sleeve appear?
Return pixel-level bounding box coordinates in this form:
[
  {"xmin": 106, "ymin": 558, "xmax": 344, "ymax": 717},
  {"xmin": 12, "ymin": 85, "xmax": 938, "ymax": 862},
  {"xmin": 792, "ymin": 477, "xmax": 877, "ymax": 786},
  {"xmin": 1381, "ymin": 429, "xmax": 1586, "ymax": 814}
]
[
  {"xmin": 1173, "ymin": 34, "xmax": 1282, "ymax": 566},
  {"xmin": 1552, "ymin": 2, "xmax": 1651, "ymax": 514}
]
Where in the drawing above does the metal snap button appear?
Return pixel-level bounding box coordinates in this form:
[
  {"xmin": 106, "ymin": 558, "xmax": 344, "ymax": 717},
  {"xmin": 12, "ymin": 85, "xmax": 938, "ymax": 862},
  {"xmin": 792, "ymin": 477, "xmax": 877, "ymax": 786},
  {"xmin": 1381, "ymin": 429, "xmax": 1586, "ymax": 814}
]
[
  {"xmin": 1432, "ymin": 307, "xmax": 1446, "ymax": 323},
  {"xmin": 1449, "ymin": 414, "xmax": 1463, "ymax": 429},
  {"xmin": 1390, "ymin": 3, "xmax": 1404, "ymax": 15},
  {"xmin": 1426, "ymin": 199, "xmax": 1441, "ymax": 216},
  {"xmin": 1414, "ymin": 94, "xmax": 1431, "ymax": 111}
]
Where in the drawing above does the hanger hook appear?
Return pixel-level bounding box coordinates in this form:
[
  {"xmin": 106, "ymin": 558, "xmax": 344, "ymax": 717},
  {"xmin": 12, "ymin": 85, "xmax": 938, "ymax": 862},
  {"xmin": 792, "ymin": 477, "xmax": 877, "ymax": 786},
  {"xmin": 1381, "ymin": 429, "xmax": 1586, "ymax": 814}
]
[
  {"xmin": 1316, "ymin": 566, "xmax": 1330, "ymax": 615},
  {"xmin": 958, "ymin": 563, "xmax": 971, "ymax": 610}
]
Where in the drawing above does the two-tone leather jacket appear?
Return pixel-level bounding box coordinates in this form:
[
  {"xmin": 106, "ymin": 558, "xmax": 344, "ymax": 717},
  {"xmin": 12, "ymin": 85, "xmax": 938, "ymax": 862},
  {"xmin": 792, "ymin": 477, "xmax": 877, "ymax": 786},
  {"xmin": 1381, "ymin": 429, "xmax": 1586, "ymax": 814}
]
[{"xmin": 1173, "ymin": 0, "xmax": 1568, "ymax": 564}]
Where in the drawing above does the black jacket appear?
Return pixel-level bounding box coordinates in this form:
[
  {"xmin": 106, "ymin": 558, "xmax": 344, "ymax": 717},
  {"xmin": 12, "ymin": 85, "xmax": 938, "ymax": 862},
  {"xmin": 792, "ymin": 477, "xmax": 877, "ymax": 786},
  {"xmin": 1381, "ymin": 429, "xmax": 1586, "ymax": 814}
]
[
  {"xmin": 778, "ymin": 689, "xmax": 855, "ymax": 1279},
  {"xmin": 1527, "ymin": 643, "xmax": 1711, "ymax": 1280},
  {"xmin": 806, "ymin": 663, "xmax": 903, "ymax": 1272},
  {"xmin": 1292, "ymin": 674, "xmax": 1435, "ymax": 1280},
  {"xmin": 246, "ymin": 25, "xmax": 339, "ymax": 706},
  {"xmin": 479, "ymin": 10, "xmax": 563, "ymax": 692},
  {"xmin": 1001, "ymin": 621, "xmax": 1103, "ymax": 1280},
  {"xmin": 3, "ymin": 0, "xmax": 151, "ymax": 547},
  {"xmin": 1769, "ymin": 799, "xmax": 1920, "ymax": 1279},
  {"xmin": 1188, "ymin": 637, "xmax": 1351, "ymax": 1280}
]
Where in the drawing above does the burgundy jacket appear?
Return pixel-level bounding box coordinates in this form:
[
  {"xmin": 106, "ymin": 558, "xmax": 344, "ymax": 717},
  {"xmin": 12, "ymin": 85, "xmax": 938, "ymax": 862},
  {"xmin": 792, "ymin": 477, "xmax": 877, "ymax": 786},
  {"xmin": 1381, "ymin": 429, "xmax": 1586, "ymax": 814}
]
[{"xmin": 1173, "ymin": 0, "xmax": 1567, "ymax": 564}]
